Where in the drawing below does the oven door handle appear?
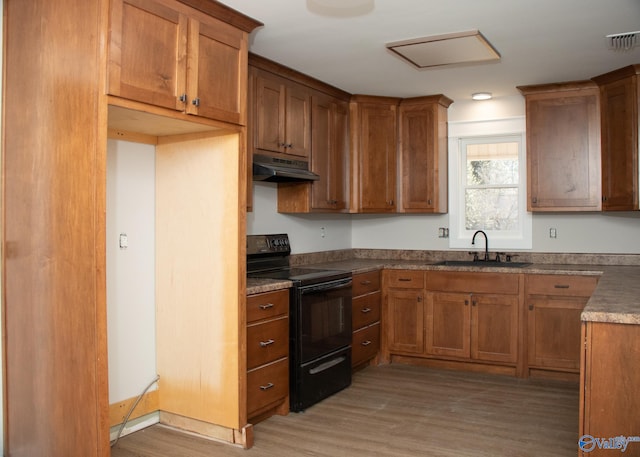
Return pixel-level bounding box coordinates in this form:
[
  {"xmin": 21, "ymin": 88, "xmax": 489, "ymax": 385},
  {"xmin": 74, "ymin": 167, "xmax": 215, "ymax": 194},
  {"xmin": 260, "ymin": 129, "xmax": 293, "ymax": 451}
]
[
  {"xmin": 300, "ymin": 278, "xmax": 352, "ymax": 294},
  {"xmin": 308, "ymin": 355, "xmax": 347, "ymax": 375}
]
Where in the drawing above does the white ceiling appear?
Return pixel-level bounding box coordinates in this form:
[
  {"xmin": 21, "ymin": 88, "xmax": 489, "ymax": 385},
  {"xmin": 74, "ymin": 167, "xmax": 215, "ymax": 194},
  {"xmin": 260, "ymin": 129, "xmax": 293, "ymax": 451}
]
[{"xmin": 222, "ymin": 0, "xmax": 640, "ymax": 103}]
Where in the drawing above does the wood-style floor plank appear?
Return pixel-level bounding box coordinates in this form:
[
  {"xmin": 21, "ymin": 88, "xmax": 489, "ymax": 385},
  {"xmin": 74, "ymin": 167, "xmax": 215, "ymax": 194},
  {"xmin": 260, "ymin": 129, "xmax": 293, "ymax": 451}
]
[{"xmin": 111, "ymin": 364, "xmax": 579, "ymax": 457}]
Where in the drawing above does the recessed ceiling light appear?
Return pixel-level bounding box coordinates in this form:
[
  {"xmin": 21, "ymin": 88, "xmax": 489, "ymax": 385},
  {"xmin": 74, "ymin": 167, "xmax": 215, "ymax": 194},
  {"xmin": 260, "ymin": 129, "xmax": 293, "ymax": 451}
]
[
  {"xmin": 472, "ymin": 92, "xmax": 492, "ymax": 101},
  {"xmin": 306, "ymin": 0, "xmax": 374, "ymax": 17}
]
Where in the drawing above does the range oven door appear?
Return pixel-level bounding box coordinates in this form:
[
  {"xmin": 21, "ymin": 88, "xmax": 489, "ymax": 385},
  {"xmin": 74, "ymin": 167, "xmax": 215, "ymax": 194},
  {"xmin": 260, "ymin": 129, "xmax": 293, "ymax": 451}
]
[{"xmin": 294, "ymin": 277, "xmax": 353, "ymax": 364}]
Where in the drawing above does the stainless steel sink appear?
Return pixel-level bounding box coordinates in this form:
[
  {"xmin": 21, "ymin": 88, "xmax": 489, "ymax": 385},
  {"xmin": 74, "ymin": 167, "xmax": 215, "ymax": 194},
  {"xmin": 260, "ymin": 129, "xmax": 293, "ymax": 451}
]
[{"xmin": 433, "ymin": 260, "xmax": 531, "ymax": 268}]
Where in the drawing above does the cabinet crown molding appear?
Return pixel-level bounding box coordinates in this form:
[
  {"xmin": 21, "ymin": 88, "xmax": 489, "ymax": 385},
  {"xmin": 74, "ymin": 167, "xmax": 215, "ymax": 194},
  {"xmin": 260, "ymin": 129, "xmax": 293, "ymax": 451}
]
[{"xmin": 517, "ymin": 80, "xmax": 597, "ymax": 95}]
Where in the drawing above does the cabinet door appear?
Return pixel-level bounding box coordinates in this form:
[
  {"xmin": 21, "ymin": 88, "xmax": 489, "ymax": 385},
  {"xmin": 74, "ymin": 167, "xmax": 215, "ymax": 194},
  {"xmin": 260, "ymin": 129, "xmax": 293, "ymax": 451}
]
[
  {"xmin": 284, "ymin": 84, "xmax": 311, "ymax": 158},
  {"xmin": 527, "ymin": 295, "xmax": 585, "ymax": 371},
  {"xmin": 386, "ymin": 289, "xmax": 424, "ymax": 354},
  {"xmin": 471, "ymin": 294, "xmax": 518, "ymax": 363},
  {"xmin": 525, "ymin": 87, "xmax": 601, "ymax": 211},
  {"xmin": 398, "ymin": 100, "xmax": 449, "ymax": 213},
  {"xmin": 186, "ymin": 15, "xmax": 246, "ymax": 124},
  {"xmin": 355, "ymin": 102, "xmax": 397, "ymax": 212},
  {"xmin": 599, "ymin": 75, "xmax": 639, "ymax": 210},
  {"xmin": 255, "ymin": 73, "xmax": 286, "ymax": 153},
  {"xmin": 108, "ymin": 0, "xmax": 187, "ymax": 111},
  {"xmin": 310, "ymin": 96, "xmax": 347, "ymax": 210},
  {"xmin": 425, "ymin": 292, "xmax": 470, "ymax": 358}
]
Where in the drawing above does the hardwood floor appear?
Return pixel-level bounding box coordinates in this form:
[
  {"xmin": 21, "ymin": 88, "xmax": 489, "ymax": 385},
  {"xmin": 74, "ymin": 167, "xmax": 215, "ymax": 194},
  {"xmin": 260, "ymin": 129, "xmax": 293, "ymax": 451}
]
[{"xmin": 111, "ymin": 364, "xmax": 580, "ymax": 457}]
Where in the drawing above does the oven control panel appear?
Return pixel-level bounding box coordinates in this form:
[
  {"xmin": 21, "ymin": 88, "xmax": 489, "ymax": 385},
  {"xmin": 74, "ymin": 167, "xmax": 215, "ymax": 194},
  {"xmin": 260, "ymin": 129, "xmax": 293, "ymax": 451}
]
[{"xmin": 247, "ymin": 234, "xmax": 290, "ymax": 255}]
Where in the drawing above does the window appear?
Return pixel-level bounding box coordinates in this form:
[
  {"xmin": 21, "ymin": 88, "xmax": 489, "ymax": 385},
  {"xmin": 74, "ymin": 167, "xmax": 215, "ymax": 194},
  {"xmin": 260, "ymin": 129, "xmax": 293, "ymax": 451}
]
[{"xmin": 448, "ymin": 118, "xmax": 531, "ymax": 250}]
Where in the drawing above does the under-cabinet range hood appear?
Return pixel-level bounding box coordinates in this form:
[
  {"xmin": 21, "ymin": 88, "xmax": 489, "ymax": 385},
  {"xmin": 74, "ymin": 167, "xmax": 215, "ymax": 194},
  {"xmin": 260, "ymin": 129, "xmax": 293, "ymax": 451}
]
[{"xmin": 252, "ymin": 153, "xmax": 320, "ymax": 182}]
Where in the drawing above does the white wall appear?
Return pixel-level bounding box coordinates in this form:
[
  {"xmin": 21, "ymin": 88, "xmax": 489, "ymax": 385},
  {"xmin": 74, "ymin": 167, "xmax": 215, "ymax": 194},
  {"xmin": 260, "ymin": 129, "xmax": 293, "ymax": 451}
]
[
  {"xmin": 248, "ymin": 182, "xmax": 352, "ymax": 253},
  {"xmin": 252, "ymin": 94, "xmax": 640, "ymax": 255},
  {"xmin": 106, "ymin": 140, "xmax": 158, "ymax": 402}
]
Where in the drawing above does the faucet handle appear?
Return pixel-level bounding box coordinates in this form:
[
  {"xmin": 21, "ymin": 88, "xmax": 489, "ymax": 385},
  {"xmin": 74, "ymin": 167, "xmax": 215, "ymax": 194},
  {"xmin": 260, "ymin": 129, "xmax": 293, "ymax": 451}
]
[
  {"xmin": 468, "ymin": 251, "xmax": 479, "ymax": 261},
  {"xmin": 495, "ymin": 252, "xmax": 505, "ymax": 262},
  {"xmin": 505, "ymin": 254, "xmax": 518, "ymax": 262}
]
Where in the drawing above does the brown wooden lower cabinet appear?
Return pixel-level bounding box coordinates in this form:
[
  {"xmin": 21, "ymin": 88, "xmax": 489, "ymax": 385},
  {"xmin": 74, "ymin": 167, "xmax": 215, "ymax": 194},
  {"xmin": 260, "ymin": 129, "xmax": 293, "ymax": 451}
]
[
  {"xmin": 580, "ymin": 321, "xmax": 640, "ymax": 456},
  {"xmin": 525, "ymin": 274, "xmax": 598, "ymax": 379},
  {"xmin": 351, "ymin": 270, "xmax": 382, "ymax": 368},
  {"xmin": 246, "ymin": 289, "xmax": 290, "ymax": 422},
  {"xmin": 425, "ymin": 273, "xmax": 519, "ymax": 365}
]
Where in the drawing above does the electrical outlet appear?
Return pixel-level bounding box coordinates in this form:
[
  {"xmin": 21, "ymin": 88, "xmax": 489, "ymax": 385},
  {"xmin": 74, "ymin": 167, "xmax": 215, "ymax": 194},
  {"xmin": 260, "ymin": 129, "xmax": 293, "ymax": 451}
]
[
  {"xmin": 438, "ymin": 227, "xmax": 449, "ymax": 238},
  {"xmin": 320, "ymin": 227, "xmax": 326, "ymax": 238},
  {"xmin": 119, "ymin": 233, "xmax": 128, "ymax": 249},
  {"xmin": 549, "ymin": 228, "xmax": 557, "ymax": 238}
]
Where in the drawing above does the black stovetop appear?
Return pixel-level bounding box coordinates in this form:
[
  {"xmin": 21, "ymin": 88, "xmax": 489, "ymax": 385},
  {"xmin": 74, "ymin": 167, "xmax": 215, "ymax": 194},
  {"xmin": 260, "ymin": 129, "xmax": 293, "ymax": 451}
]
[{"xmin": 247, "ymin": 234, "xmax": 351, "ymax": 286}]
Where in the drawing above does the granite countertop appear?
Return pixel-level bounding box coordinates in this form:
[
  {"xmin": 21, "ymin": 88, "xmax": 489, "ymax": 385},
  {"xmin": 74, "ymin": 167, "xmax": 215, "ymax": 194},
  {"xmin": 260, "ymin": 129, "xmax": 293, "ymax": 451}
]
[
  {"xmin": 246, "ymin": 277, "xmax": 292, "ymax": 295},
  {"xmin": 291, "ymin": 259, "xmax": 640, "ymax": 325}
]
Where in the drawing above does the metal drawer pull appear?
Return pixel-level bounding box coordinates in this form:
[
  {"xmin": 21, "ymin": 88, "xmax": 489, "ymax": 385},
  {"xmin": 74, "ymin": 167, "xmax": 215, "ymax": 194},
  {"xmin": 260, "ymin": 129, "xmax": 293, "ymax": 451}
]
[
  {"xmin": 260, "ymin": 383, "xmax": 274, "ymax": 391},
  {"xmin": 360, "ymin": 280, "xmax": 372, "ymax": 285},
  {"xmin": 361, "ymin": 340, "xmax": 372, "ymax": 346},
  {"xmin": 259, "ymin": 303, "xmax": 274, "ymax": 310},
  {"xmin": 260, "ymin": 339, "xmax": 275, "ymax": 347},
  {"xmin": 554, "ymin": 285, "xmax": 570, "ymax": 289},
  {"xmin": 398, "ymin": 278, "xmax": 412, "ymax": 282},
  {"xmin": 361, "ymin": 307, "xmax": 372, "ymax": 313}
]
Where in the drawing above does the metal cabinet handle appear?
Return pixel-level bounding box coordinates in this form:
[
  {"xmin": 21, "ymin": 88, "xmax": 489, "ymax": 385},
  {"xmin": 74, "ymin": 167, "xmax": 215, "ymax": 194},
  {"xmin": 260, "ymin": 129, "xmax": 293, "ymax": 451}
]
[
  {"xmin": 554, "ymin": 285, "xmax": 570, "ymax": 289},
  {"xmin": 529, "ymin": 304, "xmax": 534, "ymax": 311},
  {"xmin": 417, "ymin": 295, "xmax": 422, "ymax": 302},
  {"xmin": 361, "ymin": 340, "xmax": 372, "ymax": 346},
  {"xmin": 472, "ymin": 300, "xmax": 477, "ymax": 306},
  {"xmin": 465, "ymin": 300, "xmax": 469, "ymax": 306},
  {"xmin": 398, "ymin": 278, "xmax": 412, "ymax": 282},
  {"xmin": 179, "ymin": 94, "xmax": 187, "ymax": 103},
  {"xmin": 259, "ymin": 339, "xmax": 275, "ymax": 347},
  {"xmin": 260, "ymin": 383, "xmax": 274, "ymax": 391},
  {"xmin": 192, "ymin": 98, "xmax": 200, "ymax": 107},
  {"xmin": 259, "ymin": 303, "xmax": 274, "ymax": 310},
  {"xmin": 360, "ymin": 280, "xmax": 372, "ymax": 285},
  {"xmin": 361, "ymin": 307, "xmax": 372, "ymax": 313}
]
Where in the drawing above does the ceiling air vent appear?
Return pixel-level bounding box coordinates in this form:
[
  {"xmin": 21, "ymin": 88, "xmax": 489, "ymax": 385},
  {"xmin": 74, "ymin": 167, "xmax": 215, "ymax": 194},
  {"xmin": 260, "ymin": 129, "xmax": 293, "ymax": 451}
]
[{"xmin": 606, "ymin": 31, "xmax": 639, "ymax": 51}]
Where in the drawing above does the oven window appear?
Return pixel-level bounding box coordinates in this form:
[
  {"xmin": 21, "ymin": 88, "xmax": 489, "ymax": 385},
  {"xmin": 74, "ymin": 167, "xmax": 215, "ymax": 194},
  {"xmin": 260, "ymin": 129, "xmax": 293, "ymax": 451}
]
[{"xmin": 299, "ymin": 283, "xmax": 352, "ymax": 363}]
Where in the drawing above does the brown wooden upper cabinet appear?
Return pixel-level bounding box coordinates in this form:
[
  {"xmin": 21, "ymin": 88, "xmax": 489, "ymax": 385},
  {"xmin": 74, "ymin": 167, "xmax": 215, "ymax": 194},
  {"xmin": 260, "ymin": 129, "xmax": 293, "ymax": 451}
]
[
  {"xmin": 107, "ymin": 0, "xmax": 248, "ymax": 125},
  {"xmin": 277, "ymin": 92, "xmax": 349, "ymax": 212},
  {"xmin": 253, "ymin": 68, "xmax": 311, "ymax": 158},
  {"xmin": 349, "ymin": 95, "xmax": 400, "ymax": 213},
  {"xmin": 593, "ymin": 64, "xmax": 640, "ymax": 211},
  {"xmin": 398, "ymin": 96, "xmax": 452, "ymax": 213},
  {"xmin": 518, "ymin": 81, "xmax": 601, "ymax": 211}
]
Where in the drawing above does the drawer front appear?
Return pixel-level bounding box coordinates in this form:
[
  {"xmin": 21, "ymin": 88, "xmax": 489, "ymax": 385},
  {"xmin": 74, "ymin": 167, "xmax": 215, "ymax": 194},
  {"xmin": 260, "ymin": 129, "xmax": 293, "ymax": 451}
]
[
  {"xmin": 247, "ymin": 317, "xmax": 289, "ymax": 370},
  {"xmin": 353, "ymin": 270, "xmax": 381, "ymax": 297},
  {"xmin": 352, "ymin": 292, "xmax": 381, "ymax": 331},
  {"xmin": 525, "ymin": 274, "xmax": 598, "ymax": 297},
  {"xmin": 352, "ymin": 323, "xmax": 380, "ymax": 367},
  {"xmin": 247, "ymin": 358, "xmax": 289, "ymax": 416},
  {"xmin": 426, "ymin": 271, "xmax": 519, "ymax": 294},
  {"xmin": 247, "ymin": 289, "xmax": 289, "ymax": 324},
  {"xmin": 385, "ymin": 270, "xmax": 425, "ymax": 289}
]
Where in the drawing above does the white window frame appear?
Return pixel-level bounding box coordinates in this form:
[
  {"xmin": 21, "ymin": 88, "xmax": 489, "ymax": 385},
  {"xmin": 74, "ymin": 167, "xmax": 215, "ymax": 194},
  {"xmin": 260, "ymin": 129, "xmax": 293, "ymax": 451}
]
[{"xmin": 448, "ymin": 117, "xmax": 532, "ymax": 250}]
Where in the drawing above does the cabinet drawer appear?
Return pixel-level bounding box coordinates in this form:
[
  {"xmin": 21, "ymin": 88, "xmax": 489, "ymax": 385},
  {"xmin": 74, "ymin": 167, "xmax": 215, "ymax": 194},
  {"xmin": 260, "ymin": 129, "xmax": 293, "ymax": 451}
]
[
  {"xmin": 353, "ymin": 270, "xmax": 381, "ymax": 296},
  {"xmin": 247, "ymin": 358, "xmax": 288, "ymax": 416},
  {"xmin": 352, "ymin": 292, "xmax": 381, "ymax": 331},
  {"xmin": 525, "ymin": 274, "xmax": 598, "ymax": 297},
  {"xmin": 426, "ymin": 271, "xmax": 519, "ymax": 295},
  {"xmin": 247, "ymin": 289, "xmax": 289, "ymax": 323},
  {"xmin": 247, "ymin": 317, "xmax": 289, "ymax": 370},
  {"xmin": 385, "ymin": 270, "xmax": 425, "ymax": 288},
  {"xmin": 352, "ymin": 323, "xmax": 380, "ymax": 367}
]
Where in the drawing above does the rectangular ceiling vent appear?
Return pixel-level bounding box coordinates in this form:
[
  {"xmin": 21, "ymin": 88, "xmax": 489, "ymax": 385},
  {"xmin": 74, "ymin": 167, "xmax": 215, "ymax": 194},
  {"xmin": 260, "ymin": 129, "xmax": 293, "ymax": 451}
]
[
  {"xmin": 606, "ymin": 31, "xmax": 639, "ymax": 51},
  {"xmin": 386, "ymin": 30, "xmax": 500, "ymax": 69}
]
